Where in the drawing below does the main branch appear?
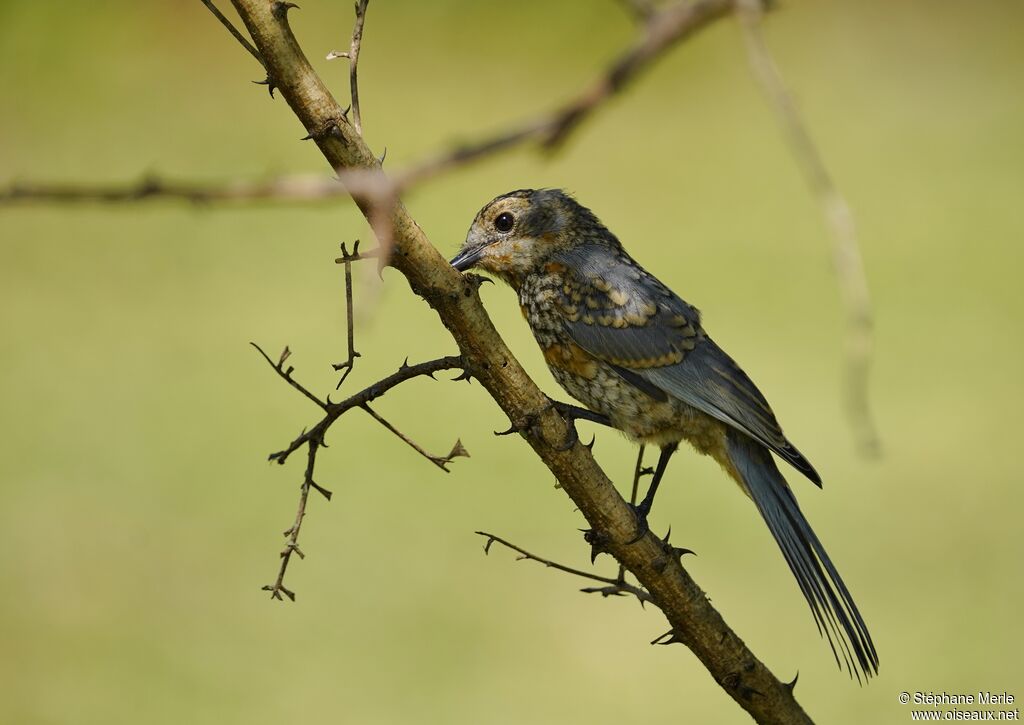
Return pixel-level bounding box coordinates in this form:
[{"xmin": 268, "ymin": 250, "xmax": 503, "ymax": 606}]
[{"xmin": 226, "ymin": 1, "xmax": 812, "ymax": 722}]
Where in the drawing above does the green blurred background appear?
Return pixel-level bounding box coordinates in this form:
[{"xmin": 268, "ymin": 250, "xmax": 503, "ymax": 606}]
[{"xmin": 1, "ymin": 1, "xmax": 1021, "ymax": 722}]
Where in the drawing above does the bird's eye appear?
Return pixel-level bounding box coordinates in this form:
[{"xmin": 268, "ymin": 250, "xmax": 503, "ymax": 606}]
[{"xmin": 494, "ymin": 212, "xmax": 515, "ymax": 232}]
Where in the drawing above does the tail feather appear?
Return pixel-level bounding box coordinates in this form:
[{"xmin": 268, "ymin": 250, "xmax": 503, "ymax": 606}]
[{"xmin": 726, "ymin": 429, "xmax": 879, "ymax": 681}]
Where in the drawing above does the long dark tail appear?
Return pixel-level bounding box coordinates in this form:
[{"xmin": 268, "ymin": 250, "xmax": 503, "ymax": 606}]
[{"xmin": 726, "ymin": 429, "xmax": 879, "ymax": 682}]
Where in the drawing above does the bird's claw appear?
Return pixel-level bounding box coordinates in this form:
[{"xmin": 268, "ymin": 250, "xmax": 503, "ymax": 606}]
[
  {"xmin": 552, "ymin": 418, "xmax": 579, "ymax": 451},
  {"xmin": 548, "ymin": 399, "xmax": 611, "ymax": 451}
]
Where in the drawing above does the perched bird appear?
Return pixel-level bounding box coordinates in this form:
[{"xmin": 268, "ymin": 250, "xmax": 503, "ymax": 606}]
[{"xmin": 450, "ymin": 188, "xmax": 878, "ymax": 681}]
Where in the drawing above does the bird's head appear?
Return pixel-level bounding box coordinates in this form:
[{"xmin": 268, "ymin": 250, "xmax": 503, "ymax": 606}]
[{"xmin": 450, "ymin": 188, "xmax": 612, "ymax": 287}]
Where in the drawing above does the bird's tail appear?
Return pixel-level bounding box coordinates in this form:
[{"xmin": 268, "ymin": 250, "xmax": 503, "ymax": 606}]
[{"xmin": 725, "ymin": 429, "xmax": 879, "ymax": 682}]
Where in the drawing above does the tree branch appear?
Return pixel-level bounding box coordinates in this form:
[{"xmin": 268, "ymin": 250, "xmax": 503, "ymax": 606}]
[
  {"xmin": 737, "ymin": 0, "xmax": 880, "ymax": 456},
  {"xmin": 225, "ymin": 0, "xmax": 812, "ymax": 721}
]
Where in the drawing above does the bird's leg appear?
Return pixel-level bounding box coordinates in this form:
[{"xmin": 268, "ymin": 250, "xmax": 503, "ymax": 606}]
[
  {"xmin": 627, "ymin": 442, "xmax": 678, "ymax": 544},
  {"xmin": 549, "ymin": 399, "xmax": 612, "ymax": 451}
]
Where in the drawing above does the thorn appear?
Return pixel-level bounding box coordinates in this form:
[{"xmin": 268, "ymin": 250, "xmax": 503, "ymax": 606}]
[
  {"xmin": 451, "ymin": 369, "xmax": 473, "ymax": 384},
  {"xmin": 785, "ymin": 672, "xmax": 799, "ymax": 693},
  {"xmin": 309, "ymin": 480, "xmax": 333, "ymax": 500},
  {"xmin": 581, "ymin": 528, "xmax": 610, "ymax": 564},
  {"xmin": 651, "ymin": 629, "xmax": 683, "ymax": 646},
  {"xmin": 669, "ymin": 546, "xmax": 695, "ymax": 562},
  {"xmin": 661, "ymin": 526, "xmax": 672, "ymax": 544},
  {"xmin": 476, "ymin": 532, "xmax": 496, "ymax": 555},
  {"xmin": 278, "ymin": 346, "xmax": 292, "ymax": 367},
  {"xmin": 378, "ymin": 147, "xmax": 387, "ymax": 166},
  {"xmin": 340, "ymin": 104, "xmax": 351, "ymax": 120},
  {"xmin": 579, "ymin": 586, "xmax": 626, "ymax": 598},
  {"xmin": 272, "ymin": 1, "xmax": 299, "ymax": 20},
  {"xmin": 252, "ymin": 77, "xmax": 277, "ymax": 98},
  {"xmin": 399, "ymin": 357, "xmax": 410, "ymax": 370},
  {"xmin": 300, "ymin": 133, "xmax": 314, "ymax": 141}
]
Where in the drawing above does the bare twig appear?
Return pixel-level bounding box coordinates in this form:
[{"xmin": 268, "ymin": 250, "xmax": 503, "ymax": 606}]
[
  {"xmin": 251, "ymin": 343, "xmax": 328, "ymax": 411},
  {"xmin": 201, "ymin": 0, "xmax": 264, "ymax": 67},
  {"xmin": 737, "ymin": 0, "xmax": 880, "ymax": 456},
  {"xmin": 332, "ymin": 240, "xmax": 363, "ymax": 388},
  {"xmin": 328, "ymin": 0, "xmax": 370, "ymax": 134},
  {"xmin": 477, "ymin": 532, "xmax": 653, "ymax": 605},
  {"xmin": 262, "ymin": 438, "xmax": 329, "ymax": 601},
  {"xmin": 362, "ymin": 403, "xmax": 468, "ymax": 472}
]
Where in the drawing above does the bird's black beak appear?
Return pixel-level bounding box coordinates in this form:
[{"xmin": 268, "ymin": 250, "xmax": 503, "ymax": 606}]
[{"xmin": 450, "ymin": 246, "xmax": 483, "ymax": 272}]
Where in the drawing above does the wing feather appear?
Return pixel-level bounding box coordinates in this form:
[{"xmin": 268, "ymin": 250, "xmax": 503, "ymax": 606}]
[{"xmin": 551, "ymin": 245, "xmax": 821, "ymax": 486}]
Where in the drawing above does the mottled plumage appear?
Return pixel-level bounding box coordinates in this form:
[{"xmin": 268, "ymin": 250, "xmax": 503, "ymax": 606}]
[{"xmin": 451, "ymin": 188, "xmax": 878, "ymax": 681}]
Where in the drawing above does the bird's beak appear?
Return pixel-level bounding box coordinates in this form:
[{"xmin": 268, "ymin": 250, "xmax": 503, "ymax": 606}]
[{"xmin": 450, "ymin": 246, "xmax": 484, "ymax": 272}]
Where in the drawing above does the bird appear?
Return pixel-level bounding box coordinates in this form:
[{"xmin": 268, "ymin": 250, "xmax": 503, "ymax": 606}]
[{"xmin": 449, "ymin": 188, "xmax": 878, "ymax": 681}]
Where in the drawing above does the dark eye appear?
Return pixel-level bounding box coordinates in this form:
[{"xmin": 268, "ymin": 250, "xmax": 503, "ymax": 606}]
[{"xmin": 494, "ymin": 212, "xmax": 515, "ymax": 232}]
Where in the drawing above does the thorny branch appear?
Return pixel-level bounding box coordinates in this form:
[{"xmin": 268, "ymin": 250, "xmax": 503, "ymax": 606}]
[
  {"xmin": 262, "ymin": 439, "xmax": 326, "ymax": 602},
  {"xmin": 736, "ymin": 0, "xmax": 879, "ymax": 456},
  {"xmin": 256, "ymin": 347, "xmax": 465, "ymax": 598},
  {"xmin": 253, "ymin": 243, "xmax": 464, "ymax": 599},
  {"xmin": 327, "ymin": 0, "xmax": 370, "ymax": 135},
  {"xmin": 264, "ymin": 355, "xmax": 464, "ymax": 467},
  {"xmin": 477, "ymin": 532, "xmax": 654, "ymax": 606}
]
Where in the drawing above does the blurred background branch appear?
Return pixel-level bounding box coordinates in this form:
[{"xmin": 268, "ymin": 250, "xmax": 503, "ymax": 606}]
[{"xmin": 737, "ymin": 0, "xmax": 880, "ymax": 456}]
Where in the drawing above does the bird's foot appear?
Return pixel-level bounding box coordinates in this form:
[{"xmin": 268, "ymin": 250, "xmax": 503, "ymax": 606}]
[{"xmin": 549, "ymin": 399, "xmax": 611, "ymax": 451}]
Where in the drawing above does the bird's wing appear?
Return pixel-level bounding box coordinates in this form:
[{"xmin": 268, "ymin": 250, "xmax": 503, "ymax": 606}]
[{"xmin": 551, "ymin": 244, "xmax": 821, "ymax": 486}]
